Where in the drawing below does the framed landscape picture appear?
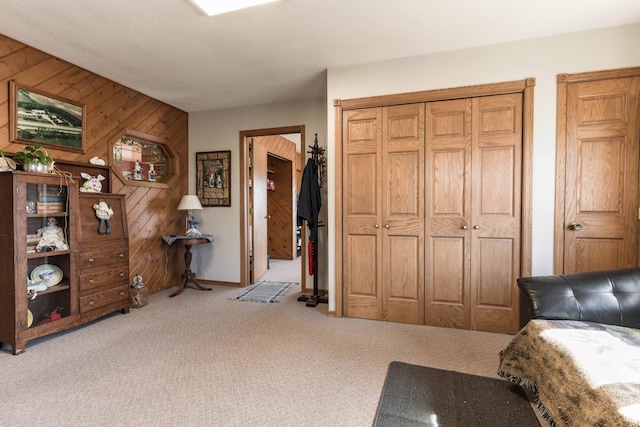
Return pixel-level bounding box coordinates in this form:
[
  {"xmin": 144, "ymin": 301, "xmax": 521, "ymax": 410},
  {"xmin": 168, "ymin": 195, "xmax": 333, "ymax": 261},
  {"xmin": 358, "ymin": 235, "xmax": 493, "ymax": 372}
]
[
  {"xmin": 196, "ymin": 150, "xmax": 231, "ymax": 207},
  {"xmin": 9, "ymin": 80, "xmax": 86, "ymax": 153}
]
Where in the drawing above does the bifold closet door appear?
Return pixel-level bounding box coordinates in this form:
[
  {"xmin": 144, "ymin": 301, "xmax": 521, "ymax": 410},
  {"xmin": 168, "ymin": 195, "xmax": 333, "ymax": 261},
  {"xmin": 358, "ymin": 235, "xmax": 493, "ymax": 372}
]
[
  {"xmin": 425, "ymin": 94, "xmax": 522, "ymax": 334},
  {"xmin": 342, "ymin": 104, "xmax": 425, "ymax": 324},
  {"xmin": 381, "ymin": 104, "xmax": 425, "ymax": 324},
  {"xmin": 425, "ymin": 98, "xmax": 472, "ymax": 329},
  {"xmin": 343, "ymin": 107, "xmax": 383, "ymax": 320}
]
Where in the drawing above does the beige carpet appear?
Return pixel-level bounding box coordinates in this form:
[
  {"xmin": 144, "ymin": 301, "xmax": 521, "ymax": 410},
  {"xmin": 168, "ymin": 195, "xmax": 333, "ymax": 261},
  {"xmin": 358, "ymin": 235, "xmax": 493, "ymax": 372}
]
[{"xmin": 0, "ymin": 283, "xmax": 514, "ymax": 426}]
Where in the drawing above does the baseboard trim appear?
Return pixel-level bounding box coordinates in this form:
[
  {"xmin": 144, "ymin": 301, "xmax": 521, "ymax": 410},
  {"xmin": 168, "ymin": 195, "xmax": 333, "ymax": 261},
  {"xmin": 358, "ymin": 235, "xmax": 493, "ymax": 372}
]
[{"xmin": 199, "ymin": 279, "xmax": 242, "ymax": 288}]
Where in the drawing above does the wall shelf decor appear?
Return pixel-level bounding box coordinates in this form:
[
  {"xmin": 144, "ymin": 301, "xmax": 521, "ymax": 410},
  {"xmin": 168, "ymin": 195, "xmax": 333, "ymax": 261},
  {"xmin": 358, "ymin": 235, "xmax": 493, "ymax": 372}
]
[{"xmin": 110, "ymin": 129, "xmax": 178, "ymax": 189}]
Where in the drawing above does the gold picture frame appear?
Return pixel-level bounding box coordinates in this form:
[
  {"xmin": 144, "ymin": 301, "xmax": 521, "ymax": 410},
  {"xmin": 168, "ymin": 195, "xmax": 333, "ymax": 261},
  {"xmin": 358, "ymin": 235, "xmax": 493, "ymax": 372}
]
[{"xmin": 9, "ymin": 80, "xmax": 86, "ymax": 153}]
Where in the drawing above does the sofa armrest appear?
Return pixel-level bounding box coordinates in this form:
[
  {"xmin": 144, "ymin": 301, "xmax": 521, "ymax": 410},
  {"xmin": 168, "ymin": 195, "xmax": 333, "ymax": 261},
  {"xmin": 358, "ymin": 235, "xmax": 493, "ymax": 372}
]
[{"xmin": 518, "ymin": 268, "xmax": 640, "ymax": 328}]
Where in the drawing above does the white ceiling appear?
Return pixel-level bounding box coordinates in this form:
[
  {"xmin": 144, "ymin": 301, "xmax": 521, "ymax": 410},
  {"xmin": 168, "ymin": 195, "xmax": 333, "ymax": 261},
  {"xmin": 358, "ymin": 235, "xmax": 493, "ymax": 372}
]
[{"xmin": 1, "ymin": 0, "xmax": 640, "ymax": 113}]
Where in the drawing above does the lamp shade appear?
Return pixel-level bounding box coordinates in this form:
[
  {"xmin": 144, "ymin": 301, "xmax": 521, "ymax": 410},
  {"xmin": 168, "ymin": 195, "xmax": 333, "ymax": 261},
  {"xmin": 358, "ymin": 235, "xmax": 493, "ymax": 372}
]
[{"xmin": 177, "ymin": 195, "xmax": 203, "ymax": 211}]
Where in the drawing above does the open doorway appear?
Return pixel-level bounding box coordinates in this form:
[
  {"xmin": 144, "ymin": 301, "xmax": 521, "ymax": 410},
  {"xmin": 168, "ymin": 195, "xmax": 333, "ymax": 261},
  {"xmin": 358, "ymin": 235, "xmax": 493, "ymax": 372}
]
[{"xmin": 239, "ymin": 125, "xmax": 306, "ymax": 291}]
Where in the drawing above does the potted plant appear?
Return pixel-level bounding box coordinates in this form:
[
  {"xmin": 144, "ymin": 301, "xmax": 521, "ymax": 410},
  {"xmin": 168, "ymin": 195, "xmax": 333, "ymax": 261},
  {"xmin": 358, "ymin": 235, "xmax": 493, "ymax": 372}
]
[{"xmin": 14, "ymin": 144, "xmax": 54, "ymax": 173}]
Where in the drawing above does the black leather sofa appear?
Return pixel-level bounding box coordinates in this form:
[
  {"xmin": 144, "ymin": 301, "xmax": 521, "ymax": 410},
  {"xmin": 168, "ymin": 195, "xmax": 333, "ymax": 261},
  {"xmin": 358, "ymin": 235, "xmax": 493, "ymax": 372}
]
[
  {"xmin": 500, "ymin": 267, "xmax": 640, "ymax": 426},
  {"xmin": 518, "ymin": 267, "xmax": 640, "ymax": 329}
]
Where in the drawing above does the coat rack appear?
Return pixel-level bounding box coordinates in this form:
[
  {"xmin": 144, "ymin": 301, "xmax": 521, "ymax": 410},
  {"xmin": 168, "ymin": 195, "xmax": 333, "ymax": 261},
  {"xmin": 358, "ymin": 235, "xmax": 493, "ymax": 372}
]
[{"xmin": 297, "ymin": 134, "xmax": 327, "ymax": 307}]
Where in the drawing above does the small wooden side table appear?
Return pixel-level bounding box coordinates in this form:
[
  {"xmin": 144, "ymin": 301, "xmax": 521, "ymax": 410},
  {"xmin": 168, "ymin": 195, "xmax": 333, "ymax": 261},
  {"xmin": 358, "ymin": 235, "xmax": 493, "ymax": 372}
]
[{"xmin": 163, "ymin": 235, "xmax": 214, "ymax": 297}]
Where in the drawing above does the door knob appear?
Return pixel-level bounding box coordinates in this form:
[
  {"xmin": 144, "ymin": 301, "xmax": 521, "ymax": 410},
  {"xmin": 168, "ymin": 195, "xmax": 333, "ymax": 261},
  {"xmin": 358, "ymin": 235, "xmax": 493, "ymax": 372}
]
[
  {"xmin": 568, "ymin": 222, "xmax": 582, "ymax": 231},
  {"xmin": 473, "ymin": 225, "xmax": 480, "ymax": 229},
  {"xmin": 461, "ymin": 225, "xmax": 468, "ymax": 230},
  {"xmin": 375, "ymin": 224, "xmax": 380, "ymax": 228},
  {"xmin": 385, "ymin": 224, "xmax": 390, "ymax": 229}
]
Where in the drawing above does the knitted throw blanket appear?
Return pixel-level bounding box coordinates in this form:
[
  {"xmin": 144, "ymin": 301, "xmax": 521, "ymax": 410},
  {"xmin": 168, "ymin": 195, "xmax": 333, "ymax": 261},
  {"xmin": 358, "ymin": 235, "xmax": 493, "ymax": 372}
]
[{"xmin": 499, "ymin": 319, "xmax": 640, "ymax": 427}]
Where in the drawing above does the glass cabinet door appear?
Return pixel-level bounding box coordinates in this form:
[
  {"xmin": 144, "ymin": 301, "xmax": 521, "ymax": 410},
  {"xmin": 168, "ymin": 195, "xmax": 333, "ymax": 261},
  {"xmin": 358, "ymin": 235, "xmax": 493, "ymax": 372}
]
[{"xmin": 24, "ymin": 181, "xmax": 74, "ymax": 328}]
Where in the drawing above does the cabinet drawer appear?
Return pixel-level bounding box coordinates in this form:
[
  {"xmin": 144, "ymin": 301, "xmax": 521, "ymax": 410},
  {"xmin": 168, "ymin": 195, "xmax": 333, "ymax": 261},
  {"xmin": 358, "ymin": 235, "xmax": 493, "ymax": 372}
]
[
  {"xmin": 80, "ymin": 285, "xmax": 129, "ymax": 313},
  {"xmin": 80, "ymin": 263, "xmax": 128, "ymax": 292},
  {"xmin": 79, "ymin": 240, "xmax": 128, "ymax": 269}
]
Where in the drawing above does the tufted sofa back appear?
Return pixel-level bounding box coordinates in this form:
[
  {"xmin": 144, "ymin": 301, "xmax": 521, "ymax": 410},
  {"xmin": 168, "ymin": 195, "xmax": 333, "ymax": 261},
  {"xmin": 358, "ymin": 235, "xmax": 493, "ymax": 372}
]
[{"xmin": 518, "ymin": 268, "xmax": 640, "ymax": 328}]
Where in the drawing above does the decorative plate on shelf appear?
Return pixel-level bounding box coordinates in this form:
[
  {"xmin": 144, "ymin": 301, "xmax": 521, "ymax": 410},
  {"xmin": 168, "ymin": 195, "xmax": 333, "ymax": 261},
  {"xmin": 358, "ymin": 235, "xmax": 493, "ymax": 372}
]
[{"xmin": 30, "ymin": 264, "xmax": 63, "ymax": 287}]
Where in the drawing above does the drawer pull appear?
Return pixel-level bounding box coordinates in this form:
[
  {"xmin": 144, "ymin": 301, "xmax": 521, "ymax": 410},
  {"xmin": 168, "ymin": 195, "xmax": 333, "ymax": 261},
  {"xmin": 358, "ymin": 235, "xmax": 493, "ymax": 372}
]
[
  {"xmin": 119, "ymin": 253, "xmax": 124, "ymax": 258},
  {"xmin": 89, "ymin": 279, "xmax": 94, "ymax": 283},
  {"xmin": 88, "ymin": 258, "xmax": 95, "ymax": 263},
  {"xmin": 119, "ymin": 291, "xmax": 125, "ymax": 296},
  {"xmin": 119, "ymin": 272, "xmax": 125, "ymax": 277},
  {"xmin": 89, "ymin": 299, "xmax": 95, "ymax": 305}
]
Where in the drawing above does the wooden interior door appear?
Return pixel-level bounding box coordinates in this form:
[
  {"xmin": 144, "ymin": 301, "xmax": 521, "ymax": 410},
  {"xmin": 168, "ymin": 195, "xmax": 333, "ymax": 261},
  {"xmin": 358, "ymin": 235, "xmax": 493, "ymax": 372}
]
[
  {"xmin": 382, "ymin": 104, "xmax": 425, "ymax": 324},
  {"xmin": 252, "ymin": 140, "xmax": 269, "ymax": 282},
  {"xmin": 562, "ymin": 77, "xmax": 640, "ymax": 272},
  {"xmin": 470, "ymin": 94, "xmax": 522, "ymax": 334},
  {"xmin": 342, "ymin": 107, "xmax": 383, "ymax": 320},
  {"xmin": 425, "ymin": 98, "xmax": 472, "ymax": 329}
]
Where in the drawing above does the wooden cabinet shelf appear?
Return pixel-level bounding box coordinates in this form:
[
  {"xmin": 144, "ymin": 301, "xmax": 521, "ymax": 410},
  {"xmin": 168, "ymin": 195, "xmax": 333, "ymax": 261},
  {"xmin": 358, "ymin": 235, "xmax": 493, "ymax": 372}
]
[
  {"xmin": 28, "ymin": 283, "xmax": 71, "ymax": 298},
  {"xmin": 27, "ymin": 250, "xmax": 70, "ymax": 259}
]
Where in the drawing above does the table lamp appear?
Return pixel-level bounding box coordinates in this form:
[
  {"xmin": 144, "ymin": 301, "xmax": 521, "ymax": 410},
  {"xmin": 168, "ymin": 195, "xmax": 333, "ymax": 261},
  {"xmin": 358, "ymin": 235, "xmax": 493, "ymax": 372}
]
[{"xmin": 177, "ymin": 195, "xmax": 203, "ymax": 237}]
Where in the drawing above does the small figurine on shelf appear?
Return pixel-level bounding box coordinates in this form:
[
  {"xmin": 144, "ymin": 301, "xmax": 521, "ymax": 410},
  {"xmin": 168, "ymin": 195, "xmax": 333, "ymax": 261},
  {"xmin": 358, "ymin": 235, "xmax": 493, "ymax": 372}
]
[
  {"xmin": 130, "ymin": 274, "xmax": 148, "ymax": 308},
  {"xmin": 93, "ymin": 200, "xmax": 114, "ymax": 235},
  {"xmin": 148, "ymin": 163, "xmax": 156, "ymax": 182},
  {"xmin": 79, "ymin": 173, "xmax": 105, "ymax": 193},
  {"xmin": 36, "ymin": 217, "xmax": 69, "ymax": 252},
  {"xmin": 89, "ymin": 156, "xmax": 106, "ymax": 166},
  {"xmin": 133, "ymin": 161, "xmax": 143, "ymax": 181}
]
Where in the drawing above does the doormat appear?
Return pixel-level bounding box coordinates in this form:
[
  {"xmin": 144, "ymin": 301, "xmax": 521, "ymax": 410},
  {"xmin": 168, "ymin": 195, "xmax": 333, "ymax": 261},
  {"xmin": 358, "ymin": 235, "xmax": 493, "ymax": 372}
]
[
  {"xmin": 374, "ymin": 362, "xmax": 539, "ymax": 427},
  {"xmin": 232, "ymin": 281, "xmax": 297, "ymax": 303}
]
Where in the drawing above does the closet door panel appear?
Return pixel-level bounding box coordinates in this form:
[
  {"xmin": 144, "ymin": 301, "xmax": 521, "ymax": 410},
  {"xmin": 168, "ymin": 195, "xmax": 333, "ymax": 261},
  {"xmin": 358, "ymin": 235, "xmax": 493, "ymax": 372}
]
[
  {"xmin": 344, "ymin": 234, "xmax": 382, "ymax": 318},
  {"xmin": 343, "ymin": 108, "xmax": 383, "ymax": 320},
  {"xmin": 346, "ymin": 153, "xmax": 378, "ymax": 216},
  {"xmin": 470, "ymin": 94, "xmax": 522, "ymax": 334},
  {"xmin": 476, "ymin": 238, "xmax": 513, "ymax": 306},
  {"xmin": 387, "ymin": 151, "xmax": 420, "ymax": 216},
  {"xmin": 382, "ymin": 104, "xmax": 425, "ymax": 324},
  {"xmin": 383, "ymin": 235, "xmax": 422, "ymax": 324},
  {"xmin": 425, "ymin": 99, "xmax": 472, "ymax": 328},
  {"xmin": 427, "ymin": 236, "xmax": 467, "ymax": 328}
]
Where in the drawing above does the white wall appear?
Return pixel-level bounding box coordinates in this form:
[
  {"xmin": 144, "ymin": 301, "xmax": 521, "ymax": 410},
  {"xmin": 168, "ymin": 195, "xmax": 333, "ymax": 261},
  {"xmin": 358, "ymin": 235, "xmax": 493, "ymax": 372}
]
[
  {"xmin": 326, "ymin": 24, "xmax": 640, "ymax": 311},
  {"xmin": 189, "ymin": 97, "xmax": 327, "ymax": 283}
]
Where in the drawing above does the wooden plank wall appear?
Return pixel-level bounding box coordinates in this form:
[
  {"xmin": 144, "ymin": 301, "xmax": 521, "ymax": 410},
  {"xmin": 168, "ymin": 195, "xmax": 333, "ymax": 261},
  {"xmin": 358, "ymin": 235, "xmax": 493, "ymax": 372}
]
[
  {"xmin": 267, "ymin": 155, "xmax": 294, "ymax": 259},
  {"xmin": 254, "ymin": 135, "xmax": 297, "ymax": 260},
  {"xmin": 0, "ymin": 34, "xmax": 188, "ymax": 294}
]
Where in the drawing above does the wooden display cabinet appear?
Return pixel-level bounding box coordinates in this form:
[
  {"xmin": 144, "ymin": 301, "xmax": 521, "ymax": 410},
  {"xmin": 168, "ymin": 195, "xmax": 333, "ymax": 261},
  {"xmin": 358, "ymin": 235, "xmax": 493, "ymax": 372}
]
[
  {"xmin": 0, "ymin": 172, "xmax": 130, "ymax": 355},
  {"xmin": 0, "ymin": 171, "xmax": 79, "ymax": 355}
]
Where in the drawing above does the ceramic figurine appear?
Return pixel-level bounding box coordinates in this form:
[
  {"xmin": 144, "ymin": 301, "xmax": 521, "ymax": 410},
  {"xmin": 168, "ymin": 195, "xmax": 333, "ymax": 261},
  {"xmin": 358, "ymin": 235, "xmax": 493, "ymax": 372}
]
[
  {"xmin": 130, "ymin": 274, "xmax": 148, "ymax": 308},
  {"xmin": 148, "ymin": 163, "xmax": 156, "ymax": 182},
  {"xmin": 133, "ymin": 161, "xmax": 143, "ymax": 181}
]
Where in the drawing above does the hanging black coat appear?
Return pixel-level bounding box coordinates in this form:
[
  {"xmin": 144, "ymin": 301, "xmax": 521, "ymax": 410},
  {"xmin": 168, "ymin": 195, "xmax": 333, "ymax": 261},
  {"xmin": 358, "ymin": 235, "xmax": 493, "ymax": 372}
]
[{"xmin": 297, "ymin": 158, "xmax": 321, "ymax": 242}]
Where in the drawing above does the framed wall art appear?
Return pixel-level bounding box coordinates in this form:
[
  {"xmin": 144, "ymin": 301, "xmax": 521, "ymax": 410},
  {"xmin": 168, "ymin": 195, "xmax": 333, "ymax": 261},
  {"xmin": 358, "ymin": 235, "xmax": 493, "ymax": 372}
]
[
  {"xmin": 9, "ymin": 80, "xmax": 86, "ymax": 153},
  {"xmin": 196, "ymin": 150, "xmax": 231, "ymax": 207}
]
